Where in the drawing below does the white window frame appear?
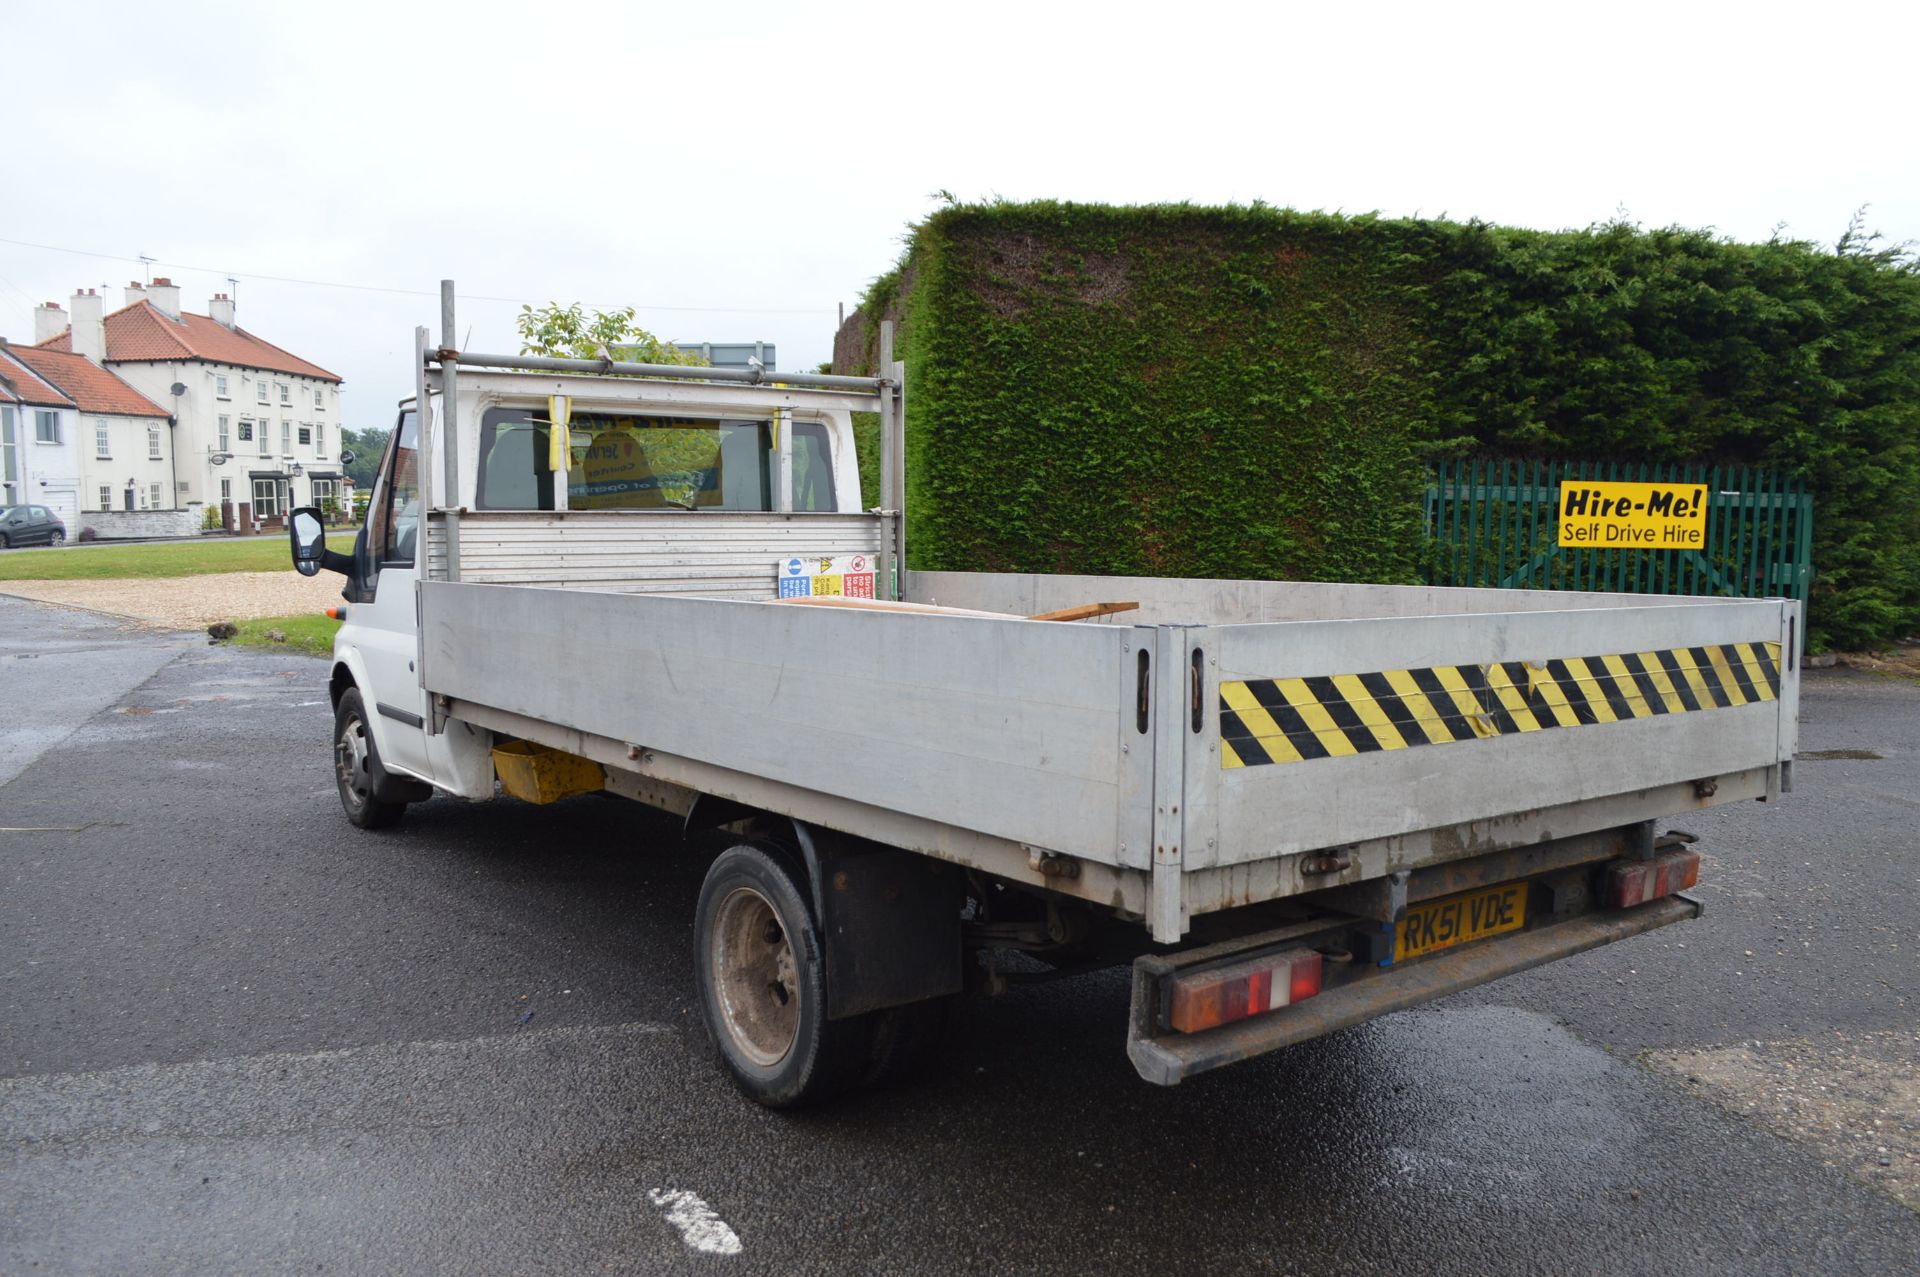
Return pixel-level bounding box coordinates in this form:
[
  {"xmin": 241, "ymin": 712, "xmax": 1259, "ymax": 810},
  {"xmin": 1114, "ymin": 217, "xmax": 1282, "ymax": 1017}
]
[
  {"xmin": 0, "ymin": 407, "xmax": 15, "ymax": 504},
  {"xmin": 313, "ymin": 387, "xmax": 324, "ymax": 410},
  {"xmin": 215, "ymin": 373, "xmax": 230, "ymax": 399},
  {"xmin": 35, "ymin": 409, "xmax": 60, "ymax": 444},
  {"xmin": 218, "ymin": 415, "xmax": 230, "ymax": 450},
  {"xmin": 256, "ymin": 380, "xmax": 269, "ymax": 405},
  {"xmin": 95, "ymin": 422, "xmax": 111, "ymax": 458},
  {"xmin": 98, "ymin": 485, "xmax": 112, "ymax": 511},
  {"xmin": 148, "ymin": 424, "xmax": 162, "ymax": 459},
  {"xmin": 149, "ymin": 482, "xmax": 163, "ymax": 509},
  {"xmin": 278, "ymin": 382, "xmax": 290, "ymax": 405},
  {"xmin": 315, "ymin": 424, "xmax": 326, "ymax": 458},
  {"xmin": 220, "ymin": 477, "xmax": 232, "ymax": 502},
  {"xmin": 252, "ymin": 477, "xmax": 281, "ymax": 519},
  {"xmin": 281, "ymin": 421, "xmax": 292, "ymax": 454}
]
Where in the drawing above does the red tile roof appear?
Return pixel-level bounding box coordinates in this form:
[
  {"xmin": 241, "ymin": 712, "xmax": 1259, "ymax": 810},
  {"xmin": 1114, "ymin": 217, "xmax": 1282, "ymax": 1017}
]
[
  {"xmin": 37, "ymin": 299, "xmax": 342, "ymax": 383},
  {"xmin": 0, "ymin": 345, "xmax": 76, "ymax": 408},
  {"xmin": 5, "ymin": 345, "xmax": 171, "ymax": 418}
]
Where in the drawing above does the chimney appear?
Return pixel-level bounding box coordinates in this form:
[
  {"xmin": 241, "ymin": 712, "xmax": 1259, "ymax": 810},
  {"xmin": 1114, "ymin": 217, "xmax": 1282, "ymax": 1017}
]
[
  {"xmin": 148, "ymin": 277, "xmax": 182, "ymax": 320},
  {"xmin": 34, "ymin": 301, "xmax": 68, "ymax": 345},
  {"xmin": 209, "ymin": 292, "xmax": 236, "ymax": 330},
  {"xmin": 70, "ymin": 289, "xmax": 105, "ymax": 363},
  {"xmin": 125, "ymin": 280, "xmax": 147, "ymax": 308}
]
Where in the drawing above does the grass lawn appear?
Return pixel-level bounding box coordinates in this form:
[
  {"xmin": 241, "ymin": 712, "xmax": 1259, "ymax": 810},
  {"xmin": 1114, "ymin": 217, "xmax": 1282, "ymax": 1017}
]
[
  {"xmin": 0, "ymin": 537, "xmax": 290, "ymax": 580},
  {"xmin": 227, "ymin": 614, "xmax": 340, "ymax": 659}
]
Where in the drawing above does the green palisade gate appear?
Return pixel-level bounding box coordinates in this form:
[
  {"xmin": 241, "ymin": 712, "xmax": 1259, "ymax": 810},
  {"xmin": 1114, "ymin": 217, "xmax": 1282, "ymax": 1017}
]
[
  {"xmin": 1422, "ymin": 458, "xmax": 1814, "ymax": 612},
  {"xmin": 845, "ymin": 202, "xmax": 1920, "ymax": 651}
]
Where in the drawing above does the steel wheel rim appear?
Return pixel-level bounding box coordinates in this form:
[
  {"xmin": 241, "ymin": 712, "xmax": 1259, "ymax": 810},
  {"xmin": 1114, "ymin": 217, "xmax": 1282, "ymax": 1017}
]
[
  {"xmin": 711, "ymin": 885, "xmax": 800, "ymax": 1067},
  {"xmin": 336, "ymin": 714, "xmax": 371, "ymax": 810}
]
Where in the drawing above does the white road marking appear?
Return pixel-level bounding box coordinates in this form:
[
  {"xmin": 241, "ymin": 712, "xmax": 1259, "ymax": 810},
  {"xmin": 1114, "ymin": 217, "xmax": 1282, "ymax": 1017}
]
[{"xmin": 648, "ymin": 1188, "xmax": 742, "ymax": 1256}]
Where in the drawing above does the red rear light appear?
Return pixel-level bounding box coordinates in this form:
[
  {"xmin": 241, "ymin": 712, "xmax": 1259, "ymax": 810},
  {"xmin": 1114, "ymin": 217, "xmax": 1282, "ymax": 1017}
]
[
  {"xmin": 1166, "ymin": 947, "xmax": 1323, "ymax": 1034},
  {"xmin": 1604, "ymin": 849, "xmax": 1701, "ymax": 908}
]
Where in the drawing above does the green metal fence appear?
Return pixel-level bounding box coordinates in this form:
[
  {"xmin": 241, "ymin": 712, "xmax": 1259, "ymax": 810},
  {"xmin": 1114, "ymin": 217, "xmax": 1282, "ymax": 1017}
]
[{"xmin": 1423, "ymin": 458, "xmax": 1813, "ymax": 609}]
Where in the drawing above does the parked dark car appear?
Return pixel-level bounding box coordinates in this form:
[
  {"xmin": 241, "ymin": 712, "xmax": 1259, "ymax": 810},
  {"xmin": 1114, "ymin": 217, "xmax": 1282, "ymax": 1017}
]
[{"xmin": 0, "ymin": 504, "xmax": 66, "ymax": 548}]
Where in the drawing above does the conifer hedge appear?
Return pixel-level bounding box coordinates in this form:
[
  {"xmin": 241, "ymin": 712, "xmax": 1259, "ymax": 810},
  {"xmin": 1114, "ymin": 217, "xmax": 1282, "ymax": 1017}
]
[{"xmin": 844, "ymin": 202, "xmax": 1920, "ymax": 650}]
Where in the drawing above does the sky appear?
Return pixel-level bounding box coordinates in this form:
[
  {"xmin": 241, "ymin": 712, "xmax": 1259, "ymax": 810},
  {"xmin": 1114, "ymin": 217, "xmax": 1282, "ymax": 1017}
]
[{"xmin": 4, "ymin": 0, "xmax": 1914, "ymax": 430}]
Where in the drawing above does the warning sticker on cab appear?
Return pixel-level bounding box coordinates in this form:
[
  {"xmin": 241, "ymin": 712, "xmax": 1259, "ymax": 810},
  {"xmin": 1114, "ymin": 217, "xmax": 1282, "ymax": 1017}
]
[
  {"xmin": 777, "ymin": 555, "xmax": 876, "ymax": 599},
  {"xmin": 1557, "ymin": 480, "xmax": 1707, "ymax": 549}
]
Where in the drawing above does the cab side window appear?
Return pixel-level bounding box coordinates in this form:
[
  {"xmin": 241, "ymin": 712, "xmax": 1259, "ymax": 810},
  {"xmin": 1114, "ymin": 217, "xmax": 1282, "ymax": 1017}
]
[{"xmin": 369, "ymin": 410, "xmax": 421, "ymax": 566}]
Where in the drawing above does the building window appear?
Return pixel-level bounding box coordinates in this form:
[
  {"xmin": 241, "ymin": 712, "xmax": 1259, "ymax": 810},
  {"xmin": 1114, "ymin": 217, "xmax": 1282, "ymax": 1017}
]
[
  {"xmin": 96, "ymin": 423, "xmax": 111, "ymax": 458},
  {"xmin": 311, "ymin": 477, "xmax": 336, "ymax": 509},
  {"xmin": 256, "ymin": 379, "xmax": 269, "ymax": 405},
  {"xmin": 315, "ymin": 425, "xmax": 326, "ymax": 458},
  {"xmin": 313, "ymin": 387, "xmax": 324, "ymax": 410},
  {"xmin": 252, "ymin": 478, "xmax": 281, "ymax": 519},
  {"xmin": 218, "ymin": 415, "xmax": 231, "ymax": 450},
  {"xmin": 150, "ymin": 483, "xmax": 163, "ymax": 509},
  {"xmin": 298, "ymin": 425, "xmax": 312, "ymax": 446},
  {"xmin": 35, "ymin": 409, "xmax": 60, "ymax": 443},
  {"xmin": 148, "ymin": 425, "xmax": 162, "ymax": 459},
  {"xmin": 98, "ymin": 485, "xmax": 112, "ymax": 511},
  {"xmin": 220, "ymin": 478, "xmax": 231, "ymax": 503},
  {"xmin": 216, "ymin": 374, "xmax": 230, "ymax": 399},
  {"xmin": 281, "ymin": 421, "xmax": 291, "ymax": 454},
  {"xmin": 278, "ymin": 383, "xmax": 290, "ymax": 405}
]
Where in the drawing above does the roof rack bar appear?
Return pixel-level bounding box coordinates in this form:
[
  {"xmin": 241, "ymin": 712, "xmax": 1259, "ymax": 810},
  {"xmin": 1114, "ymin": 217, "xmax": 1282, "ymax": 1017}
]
[{"xmin": 428, "ymin": 349, "xmax": 885, "ymax": 394}]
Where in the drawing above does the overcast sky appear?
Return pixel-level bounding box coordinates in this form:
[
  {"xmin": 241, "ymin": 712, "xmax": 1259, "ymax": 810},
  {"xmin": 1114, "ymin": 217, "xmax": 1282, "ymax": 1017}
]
[{"xmin": 5, "ymin": 0, "xmax": 1914, "ymax": 428}]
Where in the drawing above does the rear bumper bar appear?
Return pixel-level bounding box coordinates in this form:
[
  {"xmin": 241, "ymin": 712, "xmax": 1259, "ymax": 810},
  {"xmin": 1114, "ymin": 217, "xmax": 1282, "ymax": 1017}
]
[{"xmin": 1127, "ymin": 893, "xmax": 1702, "ymax": 1085}]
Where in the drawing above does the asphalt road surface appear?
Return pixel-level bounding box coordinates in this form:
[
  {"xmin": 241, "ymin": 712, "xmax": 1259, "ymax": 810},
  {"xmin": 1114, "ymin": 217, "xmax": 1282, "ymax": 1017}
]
[{"xmin": 3, "ymin": 594, "xmax": 1917, "ymax": 1275}]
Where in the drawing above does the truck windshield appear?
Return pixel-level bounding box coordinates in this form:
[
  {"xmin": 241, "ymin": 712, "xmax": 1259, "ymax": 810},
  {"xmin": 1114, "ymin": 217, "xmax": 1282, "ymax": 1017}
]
[{"xmin": 474, "ymin": 408, "xmax": 836, "ymax": 512}]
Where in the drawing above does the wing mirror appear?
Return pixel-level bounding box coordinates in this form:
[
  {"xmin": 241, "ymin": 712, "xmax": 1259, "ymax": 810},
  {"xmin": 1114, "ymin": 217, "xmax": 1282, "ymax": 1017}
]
[{"xmin": 289, "ymin": 505, "xmax": 352, "ymax": 577}]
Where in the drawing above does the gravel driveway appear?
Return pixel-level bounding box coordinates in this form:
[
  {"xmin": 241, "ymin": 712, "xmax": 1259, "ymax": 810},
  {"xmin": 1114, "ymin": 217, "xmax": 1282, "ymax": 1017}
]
[{"xmin": 0, "ymin": 571, "xmax": 342, "ymax": 628}]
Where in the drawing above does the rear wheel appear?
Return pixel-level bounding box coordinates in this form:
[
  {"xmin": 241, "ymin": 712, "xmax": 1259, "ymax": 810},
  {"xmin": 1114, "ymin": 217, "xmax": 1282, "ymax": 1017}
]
[
  {"xmin": 333, "ymin": 687, "xmax": 407, "ymax": 830},
  {"xmin": 48, "ymin": 529, "xmax": 64, "ymax": 546},
  {"xmin": 695, "ymin": 844, "xmax": 868, "ymax": 1107}
]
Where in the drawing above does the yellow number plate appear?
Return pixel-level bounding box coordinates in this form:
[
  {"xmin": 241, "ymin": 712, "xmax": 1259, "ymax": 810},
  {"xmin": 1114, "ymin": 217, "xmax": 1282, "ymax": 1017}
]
[{"xmin": 1395, "ymin": 882, "xmax": 1529, "ymax": 961}]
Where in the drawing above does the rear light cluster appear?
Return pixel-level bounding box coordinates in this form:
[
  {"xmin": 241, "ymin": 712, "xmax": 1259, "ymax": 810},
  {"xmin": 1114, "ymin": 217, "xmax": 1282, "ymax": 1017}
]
[
  {"xmin": 1604, "ymin": 849, "xmax": 1700, "ymax": 908},
  {"xmin": 1167, "ymin": 947, "xmax": 1323, "ymax": 1034}
]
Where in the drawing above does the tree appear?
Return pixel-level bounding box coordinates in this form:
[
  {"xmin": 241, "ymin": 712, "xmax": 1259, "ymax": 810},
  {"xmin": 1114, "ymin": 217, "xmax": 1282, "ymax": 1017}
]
[
  {"xmin": 515, "ymin": 303, "xmax": 708, "ymax": 366},
  {"xmin": 340, "ymin": 426, "xmax": 390, "ymax": 490}
]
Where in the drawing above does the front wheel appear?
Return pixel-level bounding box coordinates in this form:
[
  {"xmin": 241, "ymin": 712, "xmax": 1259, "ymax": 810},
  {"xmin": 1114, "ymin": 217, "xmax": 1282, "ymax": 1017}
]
[
  {"xmin": 48, "ymin": 529, "xmax": 65, "ymax": 546},
  {"xmin": 0, "ymin": 533, "xmax": 10, "ymax": 549},
  {"xmin": 333, "ymin": 687, "xmax": 407, "ymax": 829},
  {"xmin": 694, "ymin": 844, "xmax": 868, "ymax": 1107}
]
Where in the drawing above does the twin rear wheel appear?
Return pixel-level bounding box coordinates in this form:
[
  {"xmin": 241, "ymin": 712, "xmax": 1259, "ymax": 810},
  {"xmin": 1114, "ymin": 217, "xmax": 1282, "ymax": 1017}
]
[{"xmin": 694, "ymin": 843, "xmax": 952, "ymax": 1107}]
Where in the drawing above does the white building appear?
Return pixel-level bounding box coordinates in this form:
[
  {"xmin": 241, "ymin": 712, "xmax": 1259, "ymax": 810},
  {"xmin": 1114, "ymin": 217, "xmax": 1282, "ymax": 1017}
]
[
  {"xmin": 4, "ymin": 342, "xmax": 176, "ymax": 532},
  {"xmin": 35, "ymin": 280, "xmax": 344, "ymax": 528},
  {"xmin": 0, "ymin": 342, "xmax": 84, "ymax": 526}
]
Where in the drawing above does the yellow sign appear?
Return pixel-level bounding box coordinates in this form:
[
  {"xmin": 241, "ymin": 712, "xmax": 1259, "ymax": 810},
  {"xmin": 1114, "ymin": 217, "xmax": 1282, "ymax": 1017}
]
[{"xmin": 1557, "ymin": 480, "xmax": 1707, "ymax": 549}]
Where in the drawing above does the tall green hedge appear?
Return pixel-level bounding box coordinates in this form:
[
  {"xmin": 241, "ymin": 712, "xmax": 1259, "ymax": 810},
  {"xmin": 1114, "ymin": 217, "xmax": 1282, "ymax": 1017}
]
[{"xmin": 846, "ymin": 202, "xmax": 1920, "ymax": 649}]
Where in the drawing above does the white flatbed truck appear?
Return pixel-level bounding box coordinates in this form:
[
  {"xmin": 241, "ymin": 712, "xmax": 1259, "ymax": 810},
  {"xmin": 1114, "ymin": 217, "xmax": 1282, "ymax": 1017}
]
[{"xmin": 288, "ymin": 286, "xmax": 1800, "ymax": 1106}]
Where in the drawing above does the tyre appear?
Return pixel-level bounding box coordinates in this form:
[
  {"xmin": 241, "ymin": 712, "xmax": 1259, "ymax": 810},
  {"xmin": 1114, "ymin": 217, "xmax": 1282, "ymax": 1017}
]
[
  {"xmin": 333, "ymin": 687, "xmax": 407, "ymax": 830},
  {"xmin": 695, "ymin": 843, "xmax": 869, "ymax": 1107},
  {"xmin": 48, "ymin": 529, "xmax": 64, "ymax": 546},
  {"xmin": 860, "ymin": 994, "xmax": 959, "ymax": 1090},
  {"xmin": 0, "ymin": 533, "xmax": 9, "ymax": 549}
]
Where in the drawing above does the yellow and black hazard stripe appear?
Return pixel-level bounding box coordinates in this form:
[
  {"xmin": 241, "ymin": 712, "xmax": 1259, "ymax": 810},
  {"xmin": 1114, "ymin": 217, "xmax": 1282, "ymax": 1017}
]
[{"xmin": 1220, "ymin": 641, "xmax": 1782, "ymax": 769}]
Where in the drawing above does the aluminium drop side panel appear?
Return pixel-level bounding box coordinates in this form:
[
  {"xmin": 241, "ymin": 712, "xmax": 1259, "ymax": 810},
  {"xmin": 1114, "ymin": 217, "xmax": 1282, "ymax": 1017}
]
[
  {"xmin": 1206, "ymin": 598, "xmax": 1794, "ymax": 869},
  {"xmin": 418, "ymin": 581, "xmax": 1135, "ymax": 863}
]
